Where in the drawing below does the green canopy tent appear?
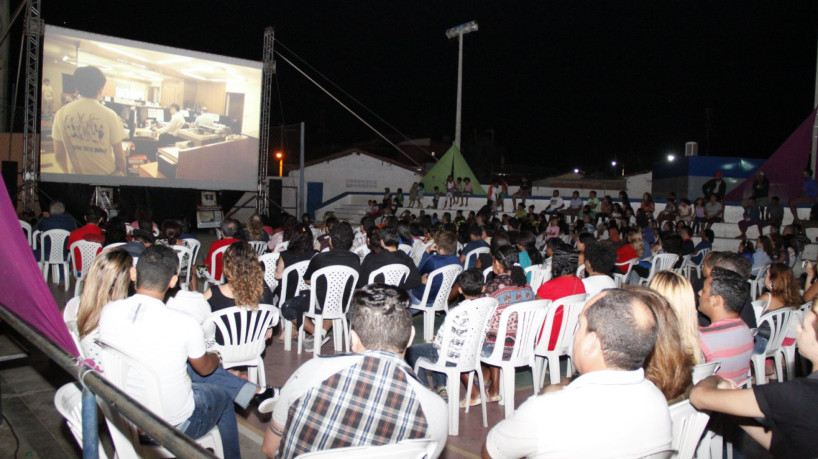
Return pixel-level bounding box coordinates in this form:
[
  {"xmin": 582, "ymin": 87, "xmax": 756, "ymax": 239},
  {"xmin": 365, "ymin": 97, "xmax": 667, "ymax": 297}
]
[{"xmin": 420, "ymin": 143, "xmax": 485, "ymax": 195}]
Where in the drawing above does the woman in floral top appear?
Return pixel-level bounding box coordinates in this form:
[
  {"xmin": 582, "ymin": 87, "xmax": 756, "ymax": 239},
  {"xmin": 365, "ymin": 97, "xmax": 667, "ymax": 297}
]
[{"xmin": 478, "ymin": 245, "xmax": 535, "ymax": 404}]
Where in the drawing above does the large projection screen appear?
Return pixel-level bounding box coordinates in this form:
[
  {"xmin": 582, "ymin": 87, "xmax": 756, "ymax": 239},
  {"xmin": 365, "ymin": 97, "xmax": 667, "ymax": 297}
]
[{"xmin": 40, "ymin": 25, "xmax": 262, "ymax": 191}]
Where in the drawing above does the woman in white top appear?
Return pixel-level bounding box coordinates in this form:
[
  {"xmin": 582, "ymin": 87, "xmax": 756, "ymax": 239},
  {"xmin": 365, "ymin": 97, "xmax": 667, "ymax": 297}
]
[{"xmin": 76, "ymin": 248, "xmax": 133, "ymax": 369}]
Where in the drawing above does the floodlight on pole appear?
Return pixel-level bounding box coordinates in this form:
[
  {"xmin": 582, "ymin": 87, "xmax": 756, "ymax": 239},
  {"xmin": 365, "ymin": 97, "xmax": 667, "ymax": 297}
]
[
  {"xmin": 446, "ymin": 20, "xmax": 478, "ymax": 149},
  {"xmin": 275, "ymin": 151, "xmax": 283, "ymax": 177}
]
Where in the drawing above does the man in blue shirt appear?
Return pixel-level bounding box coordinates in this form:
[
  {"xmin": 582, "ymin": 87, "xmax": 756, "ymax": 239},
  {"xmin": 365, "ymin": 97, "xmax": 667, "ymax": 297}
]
[
  {"xmin": 789, "ymin": 168, "xmax": 818, "ymax": 224},
  {"xmin": 411, "ymin": 231, "xmax": 460, "ymax": 305}
]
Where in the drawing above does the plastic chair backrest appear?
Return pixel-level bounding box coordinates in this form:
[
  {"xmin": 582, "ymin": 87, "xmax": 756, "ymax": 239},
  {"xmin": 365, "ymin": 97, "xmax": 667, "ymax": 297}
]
[
  {"xmin": 182, "ymin": 238, "xmax": 201, "ymax": 265},
  {"xmin": 278, "ymin": 260, "xmax": 310, "ymax": 308},
  {"xmin": 69, "ymin": 240, "xmax": 103, "ymax": 281},
  {"xmin": 353, "ymin": 245, "xmax": 371, "ymax": 262},
  {"xmin": 40, "ymin": 229, "xmax": 70, "ymax": 263},
  {"xmin": 206, "ymin": 244, "xmax": 230, "ymax": 283},
  {"xmin": 418, "ymin": 264, "xmax": 463, "ymax": 309},
  {"xmin": 19, "ymin": 220, "xmax": 32, "ymax": 247},
  {"xmin": 751, "ymin": 264, "xmax": 771, "ymax": 299},
  {"xmin": 398, "ymin": 243, "xmax": 413, "ymax": 255},
  {"xmin": 758, "ymin": 309, "xmax": 796, "ymax": 356},
  {"xmin": 669, "ymin": 400, "xmax": 711, "ymax": 459},
  {"xmin": 463, "ymin": 247, "xmax": 490, "ymax": 269},
  {"xmin": 435, "ymin": 297, "xmax": 498, "ymax": 370},
  {"xmin": 483, "ymin": 266, "xmax": 493, "ymax": 282},
  {"xmin": 99, "ymin": 340, "xmax": 164, "ymax": 415},
  {"xmin": 368, "ymin": 263, "xmax": 411, "ymax": 286},
  {"xmin": 412, "ymin": 240, "xmax": 434, "ymax": 266},
  {"xmin": 309, "ymin": 266, "xmax": 359, "ymax": 319},
  {"xmin": 248, "ymin": 240, "xmax": 267, "ymax": 256},
  {"xmin": 650, "ymin": 253, "xmax": 679, "ymax": 278},
  {"xmin": 102, "ymin": 242, "xmax": 127, "ymax": 251},
  {"xmin": 274, "ymin": 240, "xmax": 289, "ymax": 252},
  {"xmin": 295, "ymin": 438, "xmax": 438, "ymax": 459},
  {"xmin": 259, "ymin": 252, "xmax": 282, "ymax": 292},
  {"xmin": 751, "ymin": 298, "xmax": 768, "ymax": 324},
  {"xmin": 552, "ymin": 294, "xmax": 590, "ymax": 354},
  {"xmin": 54, "ymin": 383, "xmax": 110, "ymax": 458},
  {"xmin": 524, "ymin": 265, "xmax": 545, "ymax": 291},
  {"xmin": 171, "ymin": 245, "xmax": 194, "ymax": 287},
  {"xmin": 484, "ymin": 299, "xmax": 550, "ymax": 367},
  {"xmin": 691, "ymin": 362, "xmax": 720, "ymax": 384},
  {"xmin": 203, "ymin": 305, "xmax": 279, "ymax": 363},
  {"xmin": 63, "ymin": 296, "xmax": 80, "ymax": 323}
]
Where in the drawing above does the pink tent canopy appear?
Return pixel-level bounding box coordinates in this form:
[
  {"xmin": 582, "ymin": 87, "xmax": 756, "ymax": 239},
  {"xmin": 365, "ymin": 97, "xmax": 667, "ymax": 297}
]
[
  {"xmin": 0, "ymin": 181, "xmax": 78, "ymax": 356},
  {"xmin": 725, "ymin": 108, "xmax": 818, "ymax": 202}
]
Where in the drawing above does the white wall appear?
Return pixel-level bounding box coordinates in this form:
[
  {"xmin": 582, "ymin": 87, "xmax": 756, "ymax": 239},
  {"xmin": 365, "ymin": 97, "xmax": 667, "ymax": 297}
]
[{"xmin": 288, "ymin": 151, "xmax": 423, "ymax": 205}]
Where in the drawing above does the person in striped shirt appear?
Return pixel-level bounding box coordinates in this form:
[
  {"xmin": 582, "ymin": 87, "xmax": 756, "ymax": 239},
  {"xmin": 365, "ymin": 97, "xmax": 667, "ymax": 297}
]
[{"xmin": 698, "ymin": 267, "xmax": 754, "ymax": 384}]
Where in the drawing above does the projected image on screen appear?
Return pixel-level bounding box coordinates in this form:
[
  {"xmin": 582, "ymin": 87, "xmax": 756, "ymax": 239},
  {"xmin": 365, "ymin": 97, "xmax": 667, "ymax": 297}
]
[{"xmin": 40, "ymin": 25, "xmax": 262, "ymax": 191}]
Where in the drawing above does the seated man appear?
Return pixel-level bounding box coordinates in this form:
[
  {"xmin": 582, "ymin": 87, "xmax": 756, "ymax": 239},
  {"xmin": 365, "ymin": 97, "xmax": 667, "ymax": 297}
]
[
  {"xmin": 68, "ymin": 206, "xmax": 106, "ymax": 271},
  {"xmin": 263, "ymin": 284, "xmax": 447, "ymax": 459},
  {"xmin": 356, "ymin": 225, "xmax": 421, "ymax": 290},
  {"xmin": 483, "ymin": 289, "xmax": 671, "ymax": 457},
  {"xmin": 698, "ymin": 267, "xmax": 754, "ymax": 384},
  {"xmin": 410, "ymin": 230, "xmax": 460, "ymax": 306},
  {"xmin": 690, "ymin": 301, "xmax": 818, "ymax": 458},
  {"xmin": 202, "ymin": 218, "xmax": 240, "ymax": 281},
  {"xmin": 703, "ymin": 193, "xmax": 724, "ymax": 231},
  {"xmin": 99, "ymin": 245, "xmax": 277, "ymax": 459},
  {"xmin": 460, "ymin": 225, "xmax": 489, "ymax": 269}
]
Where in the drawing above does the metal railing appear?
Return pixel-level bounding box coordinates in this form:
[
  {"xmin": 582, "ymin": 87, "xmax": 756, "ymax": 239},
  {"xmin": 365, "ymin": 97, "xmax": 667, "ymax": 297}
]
[{"xmin": 0, "ymin": 302, "xmax": 217, "ymax": 459}]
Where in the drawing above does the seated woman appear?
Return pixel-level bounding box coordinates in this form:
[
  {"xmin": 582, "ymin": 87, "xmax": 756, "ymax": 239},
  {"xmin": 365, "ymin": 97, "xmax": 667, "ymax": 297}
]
[
  {"xmin": 472, "ymin": 245, "xmax": 535, "ymax": 406},
  {"xmin": 75, "ymin": 248, "xmax": 133, "ymax": 369},
  {"xmin": 155, "ymin": 218, "xmax": 198, "ymax": 291},
  {"xmin": 243, "ymin": 213, "xmax": 270, "ymax": 243},
  {"xmin": 754, "ymin": 263, "xmax": 803, "ymax": 357},
  {"xmin": 205, "ymin": 241, "xmax": 274, "ymax": 315},
  {"xmin": 752, "ymin": 236, "xmax": 775, "ymax": 277},
  {"xmin": 275, "ymin": 224, "xmax": 318, "ymax": 341}
]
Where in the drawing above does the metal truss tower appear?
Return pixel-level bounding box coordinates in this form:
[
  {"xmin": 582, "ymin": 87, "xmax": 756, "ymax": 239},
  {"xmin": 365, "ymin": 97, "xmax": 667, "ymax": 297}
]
[
  {"xmin": 21, "ymin": 0, "xmax": 41, "ymax": 212},
  {"xmin": 257, "ymin": 27, "xmax": 275, "ymax": 215}
]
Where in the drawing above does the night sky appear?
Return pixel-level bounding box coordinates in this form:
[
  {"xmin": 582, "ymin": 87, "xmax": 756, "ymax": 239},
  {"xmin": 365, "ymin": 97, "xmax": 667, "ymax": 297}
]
[{"xmin": 36, "ymin": 1, "xmax": 818, "ymax": 176}]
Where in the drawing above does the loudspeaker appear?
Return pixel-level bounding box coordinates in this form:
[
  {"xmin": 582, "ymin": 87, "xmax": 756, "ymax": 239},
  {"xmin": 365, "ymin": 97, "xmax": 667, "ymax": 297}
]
[
  {"xmin": 268, "ymin": 179, "xmax": 283, "ymax": 219},
  {"xmin": 2, "ymin": 161, "xmax": 18, "ymax": 208}
]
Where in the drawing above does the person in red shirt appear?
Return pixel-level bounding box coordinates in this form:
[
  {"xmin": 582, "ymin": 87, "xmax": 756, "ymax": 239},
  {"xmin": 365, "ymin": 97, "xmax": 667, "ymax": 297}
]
[
  {"xmin": 536, "ymin": 246, "xmax": 587, "ymax": 352},
  {"xmin": 68, "ymin": 206, "xmax": 105, "ymax": 271},
  {"xmin": 203, "ymin": 219, "xmax": 240, "ymax": 281},
  {"xmin": 616, "ymin": 230, "xmax": 644, "ymax": 267}
]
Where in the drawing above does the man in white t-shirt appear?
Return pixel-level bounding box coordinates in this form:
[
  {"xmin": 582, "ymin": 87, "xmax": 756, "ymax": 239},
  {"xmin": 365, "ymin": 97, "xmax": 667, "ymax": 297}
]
[
  {"xmin": 581, "ymin": 242, "xmax": 617, "ymax": 297},
  {"xmin": 484, "ymin": 289, "xmax": 671, "ymax": 458},
  {"xmin": 544, "ymin": 190, "xmax": 565, "ymax": 215},
  {"xmin": 99, "ymin": 245, "xmax": 278, "ymax": 458},
  {"xmin": 52, "ymin": 66, "xmax": 127, "ymax": 176},
  {"xmin": 262, "ymin": 284, "xmax": 447, "ymax": 459}
]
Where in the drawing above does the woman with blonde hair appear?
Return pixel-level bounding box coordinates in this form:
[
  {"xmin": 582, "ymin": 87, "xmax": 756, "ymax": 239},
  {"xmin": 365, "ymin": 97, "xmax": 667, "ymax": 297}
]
[
  {"xmin": 615, "ymin": 228, "xmax": 643, "ymax": 268},
  {"xmin": 76, "ymin": 248, "xmax": 133, "ymax": 366},
  {"xmin": 649, "ymin": 271, "xmax": 701, "ymax": 365},
  {"xmin": 629, "ymin": 286, "xmax": 694, "ymax": 402},
  {"xmin": 205, "ymin": 240, "xmax": 271, "ymax": 312}
]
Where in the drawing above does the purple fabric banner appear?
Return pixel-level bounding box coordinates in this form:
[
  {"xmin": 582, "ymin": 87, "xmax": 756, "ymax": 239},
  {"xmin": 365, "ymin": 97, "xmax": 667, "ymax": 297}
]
[
  {"xmin": 0, "ymin": 180, "xmax": 79, "ymax": 356},
  {"xmin": 725, "ymin": 108, "xmax": 818, "ymax": 202}
]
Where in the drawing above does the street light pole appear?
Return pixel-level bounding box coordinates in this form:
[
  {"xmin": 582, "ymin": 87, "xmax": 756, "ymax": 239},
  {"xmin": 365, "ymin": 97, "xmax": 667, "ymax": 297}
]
[{"xmin": 446, "ymin": 20, "xmax": 478, "ymax": 150}]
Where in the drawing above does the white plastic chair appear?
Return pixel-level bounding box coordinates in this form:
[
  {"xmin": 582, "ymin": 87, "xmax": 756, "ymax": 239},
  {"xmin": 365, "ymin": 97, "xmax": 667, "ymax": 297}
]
[
  {"xmin": 63, "ymin": 297, "xmax": 83, "ymax": 356},
  {"xmin": 613, "ymin": 257, "xmax": 638, "ymax": 288},
  {"xmin": 259, "ymin": 252, "xmax": 282, "ymax": 294},
  {"xmin": 480, "ymin": 299, "xmax": 550, "ymax": 419},
  {"xmin": 295, "ymin": 438, "xmax": 439, "ymax": 459},
  {"xmin": 298, "ymin": 266, "xmax": 359, "ymax": 356},
  {"xmin": 98, "ymin": 341, "xmax": 224, "ymax": 459},
  {"xmin": 69, "ymin": 240, "xmax": 103, "ymax": 297},
  {"xmin": 676, "ymin": 254, "xmax": 692, "ymax": 276},
  {"xmin": 752, "ymin": 309, "xmax": 796, "ymax": 384},
  {"xmin": 691, "ymin": 362, "xmax": 720, "ymax": 384},
  {"xmin": 203, "ymin": 304, "xmax": 279, "ymax": 387},
  {"xmin": 414, "ymin": 297, "xmax": 498, "ymax": 435},
  {"xmin": 410, "ymin": 264, "xmax": 463, "ymax": 342},
  {"xmin": 39, "ymin": 229, "xmax": 71, "ymax": 291},
  {"xmin": 683, "ymin": 248, "xmax": 710, "ymax": 280},
  {"xmin": 638, "ymin": 253, "xmax": 679, "ymax": 286},
  {"xmin": 171, "ymin": 245, "xmax": 194, "ymax": 290},
  {"xmin": 19, "ymin": 219, "xmax": 32, "ymax": 247},
  {"xmin": 483, "ymin": 266, "xmax": 493, "ymax": 282},
  {"xmin": 368, "ymin": 263, "xmax": 411, "ymax": 286},
  {"xmin": 750, "ymin": 263, "xmax": 771, "ymax": 300},
  {"xmin": 398, "ymin": 243, "xmax": 413, "ymax": 256},
  {"xmin": 248, "ymin": 240, "xmax": 267, "ymax": 256},
  {"xmin": 412, "ymin": 240, "xmax": 434, "ymax": 267},
  {"xmin": 575, "ymin": 263, "xmax": 586, "ymax": 277},
  {"xmin": 533, "ymin": 294, "xmax": 590, "ymax": 387},
  {"xmin": 353, "ymin": 245, "xmax": 371, "ymax": 263},
  {"xmin": 54, "ymin": 383, "xmax": 109, "ymax": 459},
  {"xmin": 280, "ymin": 260, "xmax": 310, "ymax": 351},
  {"xmin": 182, "ymin": 238, "xmax": 202, "ymax": 266},
  {"xmin": 751, "ymin": 298, "xmax": 768, "ymax": 325},
  {"xmin": 669, "ymin": 400, "xmax": 711, "ymax": 459},
  {"xmin": 274, "ymin": 240, "xmax": 289, "ymax": 252},
  {"xmin": 102, "ymin": 242, "xmax": 127, "ymax": 251},
  {"xmin": 202, "ymin": 244, "xmax": 229, "ymax": 291},
  {"xmin": 463, "ymin": 247, "xmax": 490, "ymax": 269},
  {"xmin": 525, "ymin": 265, "xmax": 549, "ymax": 292},
  {"xmin": 782, "ymin": 302, "xmax": 812, "ymax": 382}
]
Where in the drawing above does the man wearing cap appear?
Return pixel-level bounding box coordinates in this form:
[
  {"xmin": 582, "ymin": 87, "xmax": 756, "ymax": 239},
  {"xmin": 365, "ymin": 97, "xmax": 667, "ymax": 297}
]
[{"xmin": 702, "ymin": 171, "xmax": 727, "ymax": 202}]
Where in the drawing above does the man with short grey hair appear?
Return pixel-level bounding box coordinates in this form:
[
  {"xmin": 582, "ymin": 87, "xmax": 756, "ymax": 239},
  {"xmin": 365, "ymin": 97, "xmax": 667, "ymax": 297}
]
[{"xmin": 34, "ymin": 200, "xmax": 76, "ymax": 233}]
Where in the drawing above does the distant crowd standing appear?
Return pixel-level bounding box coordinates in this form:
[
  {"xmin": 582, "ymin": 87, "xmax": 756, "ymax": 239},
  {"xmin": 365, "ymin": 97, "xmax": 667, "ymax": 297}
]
[{"xmin": 24, "ymin": 166, "xmax": 818, "ymax": 458}]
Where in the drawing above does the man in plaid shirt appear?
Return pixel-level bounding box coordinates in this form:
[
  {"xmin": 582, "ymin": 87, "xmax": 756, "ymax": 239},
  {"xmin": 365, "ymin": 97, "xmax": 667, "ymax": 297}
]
[{"xmin": 262, "ymin": 284, "xmax": 447, "ymax": 458}]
